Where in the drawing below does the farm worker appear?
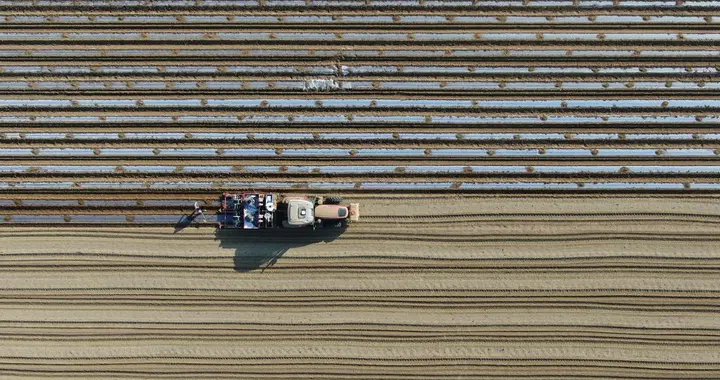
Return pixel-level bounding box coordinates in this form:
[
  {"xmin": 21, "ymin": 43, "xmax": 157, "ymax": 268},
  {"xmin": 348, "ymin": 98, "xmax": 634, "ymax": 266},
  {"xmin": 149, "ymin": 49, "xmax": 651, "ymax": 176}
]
[{"xmin": 194, "ymin": 202, "xmax": 207, "ymax": 223}]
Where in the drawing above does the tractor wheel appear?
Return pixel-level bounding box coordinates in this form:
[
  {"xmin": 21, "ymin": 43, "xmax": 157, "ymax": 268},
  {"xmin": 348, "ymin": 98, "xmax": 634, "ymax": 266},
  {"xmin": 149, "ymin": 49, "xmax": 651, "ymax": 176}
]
[{"xmin": 324, "ymin": 196, "xmax": 343, "ymax": 205}]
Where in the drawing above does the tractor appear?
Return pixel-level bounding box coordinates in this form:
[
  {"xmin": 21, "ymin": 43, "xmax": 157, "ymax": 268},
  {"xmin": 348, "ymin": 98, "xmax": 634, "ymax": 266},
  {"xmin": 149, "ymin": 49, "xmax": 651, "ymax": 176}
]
[{"xmin": 217, "ymin": 192, "xmax": 359, "ymax": 230}]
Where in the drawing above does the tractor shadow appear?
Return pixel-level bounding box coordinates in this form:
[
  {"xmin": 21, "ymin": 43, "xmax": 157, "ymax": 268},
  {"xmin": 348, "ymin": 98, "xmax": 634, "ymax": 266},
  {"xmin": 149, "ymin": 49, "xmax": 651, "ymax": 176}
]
[{"xmin": 215, "ymin": 227, "xmax": 347, "ymax": 272}]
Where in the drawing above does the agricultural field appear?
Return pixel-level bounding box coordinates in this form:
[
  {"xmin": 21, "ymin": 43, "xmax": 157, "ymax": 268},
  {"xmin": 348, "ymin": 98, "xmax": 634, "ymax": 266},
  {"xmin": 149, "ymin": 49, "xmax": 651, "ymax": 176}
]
[{"xmin": 1, "ymin": 0, "xmax": 720, "ymax": 378}]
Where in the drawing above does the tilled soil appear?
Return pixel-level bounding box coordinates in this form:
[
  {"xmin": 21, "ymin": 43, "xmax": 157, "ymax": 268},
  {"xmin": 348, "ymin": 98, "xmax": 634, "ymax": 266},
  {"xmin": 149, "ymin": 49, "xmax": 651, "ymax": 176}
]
[
  {"xmin": 2, "ymin": 1, "xmax": 720, "ymax": 378},
  {"xmin": 2, "ymin": 195, "xmax": 720, "ymax": 378}
]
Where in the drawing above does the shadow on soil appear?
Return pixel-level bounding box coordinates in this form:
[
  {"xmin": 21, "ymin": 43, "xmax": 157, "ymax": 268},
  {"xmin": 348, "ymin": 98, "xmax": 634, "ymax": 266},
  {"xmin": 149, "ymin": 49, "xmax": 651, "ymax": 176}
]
[
  {"xmin": 173, "ymin": 212, "xmax": 198, "ymax": 233},
  {"xmin": 174, "ymin": 209, "xmax": 208, "ymax": 234},
  {"xmin": 215, "ymin": 227, "xmax": 347, "ymax": 272}
]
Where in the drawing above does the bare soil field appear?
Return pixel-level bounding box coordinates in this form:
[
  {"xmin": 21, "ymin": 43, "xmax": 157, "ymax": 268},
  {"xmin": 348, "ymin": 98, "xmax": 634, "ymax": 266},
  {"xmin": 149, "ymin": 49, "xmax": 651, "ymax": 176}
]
[
  {"xmin": 1, "ymin": 0, "xmax": 720, "ymax": 378},
  {"xmin": 1, "ymin": 195, "xmax": 720, "ymax": 378}
]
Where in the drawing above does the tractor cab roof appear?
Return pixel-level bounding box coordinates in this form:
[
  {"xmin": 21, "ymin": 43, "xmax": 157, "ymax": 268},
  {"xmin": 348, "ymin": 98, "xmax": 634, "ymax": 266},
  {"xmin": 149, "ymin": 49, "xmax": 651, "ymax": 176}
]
[{"xmin": 285, "ymin": 199, "xmax": 315, "ymax": 227}]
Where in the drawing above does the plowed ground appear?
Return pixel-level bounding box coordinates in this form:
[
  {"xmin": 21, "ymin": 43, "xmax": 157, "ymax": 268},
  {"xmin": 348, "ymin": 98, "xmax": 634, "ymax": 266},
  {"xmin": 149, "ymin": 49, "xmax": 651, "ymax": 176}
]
[{"xmin": 2, "ymin": 195, "xmax": 720, "ymax": 379}]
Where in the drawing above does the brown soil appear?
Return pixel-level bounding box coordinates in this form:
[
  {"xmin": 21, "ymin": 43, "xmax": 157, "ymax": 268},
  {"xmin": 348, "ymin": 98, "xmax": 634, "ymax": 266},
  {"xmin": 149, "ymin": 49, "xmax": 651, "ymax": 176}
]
[{"xmin": 1, "ymin": 196, "xmax": 720, "ymax": 378}]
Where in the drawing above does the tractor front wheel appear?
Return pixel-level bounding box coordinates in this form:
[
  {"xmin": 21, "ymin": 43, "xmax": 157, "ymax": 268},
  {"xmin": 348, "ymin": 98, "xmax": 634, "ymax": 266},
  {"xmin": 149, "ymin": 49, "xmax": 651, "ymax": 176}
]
[{"xmin": 324, "ymin": 196, "xmax": 343, "ymax": 205}]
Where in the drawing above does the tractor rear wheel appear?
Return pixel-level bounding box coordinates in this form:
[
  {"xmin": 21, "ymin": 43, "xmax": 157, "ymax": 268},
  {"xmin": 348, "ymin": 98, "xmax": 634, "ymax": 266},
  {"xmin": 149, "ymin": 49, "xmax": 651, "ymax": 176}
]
[{"xmin": 324, "ymin": 196, "xmax": 343, "ymax": 205}]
